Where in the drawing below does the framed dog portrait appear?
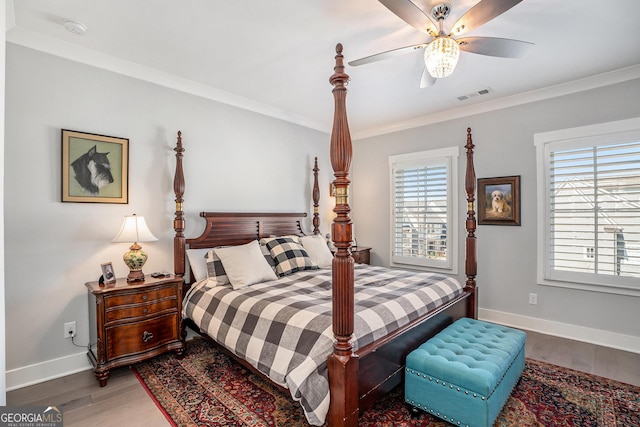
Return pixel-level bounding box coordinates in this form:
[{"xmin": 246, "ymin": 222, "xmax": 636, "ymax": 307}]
[
  {"xmin": 61, "ymin": 129, "xmax": 129, "ymax": 203},
  {"xmin": 477, "ymin": 175, "xmax": 521, "ymax": 226}
]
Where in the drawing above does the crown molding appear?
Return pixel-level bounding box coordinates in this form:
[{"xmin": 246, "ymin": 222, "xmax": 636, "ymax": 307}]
[
  {"xmin": 7, "ymin": 26, "xmax": 640, "ymax": 140},
  {"xmin": 352, "ymin": 64, "xmax": 640, "ymax": 140},
  {"xmin": 6, "ymin": 27, "xmax": 327, "ymax": 133}
]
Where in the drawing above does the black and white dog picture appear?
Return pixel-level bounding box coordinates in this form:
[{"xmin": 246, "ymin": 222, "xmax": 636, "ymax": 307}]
[
  {"xmin": 62, "ymin": 130, "xmax": 129, "ymax": 203},
  {"xmin": 71, "ymin": 145, "xmax": 114, "ymax": 195}
]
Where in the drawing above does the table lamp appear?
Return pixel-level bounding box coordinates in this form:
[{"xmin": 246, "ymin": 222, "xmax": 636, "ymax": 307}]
[{"xmin": 112, "ymin": 214, "xmax": 158, "ymax": 282}]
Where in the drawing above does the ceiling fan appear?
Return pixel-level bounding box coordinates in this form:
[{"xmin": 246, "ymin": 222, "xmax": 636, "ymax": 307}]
[{"xmin": 349, "ymin": 0, "xmax": 534, "ymax": 88}]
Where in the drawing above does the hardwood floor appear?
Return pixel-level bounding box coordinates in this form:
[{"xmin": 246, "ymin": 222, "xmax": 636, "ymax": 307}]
[{"xmin": 7, "ymin": 331, "xmax": 640, "ymax": 426}]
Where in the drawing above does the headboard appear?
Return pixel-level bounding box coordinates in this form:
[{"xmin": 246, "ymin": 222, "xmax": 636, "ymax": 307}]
[{"xmin": 186, "ymin": 212, "xmax": 308, "ymax": 250}]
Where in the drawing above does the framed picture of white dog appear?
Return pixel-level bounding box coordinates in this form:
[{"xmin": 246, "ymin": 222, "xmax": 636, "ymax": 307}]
[
  {"xmin": 61, "ymin": 129, "xmax": 129, "ymax": 203},
  {"xmin": 477, "ymin": 175, "xmax": 521, "ymax": 225}
]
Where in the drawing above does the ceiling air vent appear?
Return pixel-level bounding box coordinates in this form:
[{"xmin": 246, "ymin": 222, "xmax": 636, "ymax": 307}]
[{"xmin": 457, "ymin": 87, "xmax": 493, "ymax": 101}]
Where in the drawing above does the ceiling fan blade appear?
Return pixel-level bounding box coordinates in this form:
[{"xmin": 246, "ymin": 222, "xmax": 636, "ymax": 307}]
[
  {"xmin": 450, "ymin": 0, "xmax": 523, "ymax": 36},
  {"xmin": 349, "ymin": 43, "xmax": 428, "ymax": 66},
  {"xmin": 420, "ymin": 68, "xmax": 437, "ymax": 88},
  {"xmin": 458, "ymin": 36, "xmax": 534, "ymax": 58},
  {"xmin": 378, "ymin": 0, "xmax": 438, "ymax": 36}
]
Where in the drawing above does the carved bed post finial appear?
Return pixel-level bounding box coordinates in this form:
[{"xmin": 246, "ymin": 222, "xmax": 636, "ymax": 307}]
[
  {"xmin": 327, "ymin": 43, "xmax": 358, "ymax": 427},
  {"xmin": 464, "ymin": 128, "xmax": 478, "ymax": 319},
  {"xmin": 174, "ymin": 131, "xmax": 186, "ymax": 278},
  {"xmin": 313, "ymin": 157, "xmax": 320, "ymax": 235}
]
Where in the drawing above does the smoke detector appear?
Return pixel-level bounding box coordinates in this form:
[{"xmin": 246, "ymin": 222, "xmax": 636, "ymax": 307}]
[{"xmin": 63, "ymin": 19, "xmax": 87, "ymax": 35}]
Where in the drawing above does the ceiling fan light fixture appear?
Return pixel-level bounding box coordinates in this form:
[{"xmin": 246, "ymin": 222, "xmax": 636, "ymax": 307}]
[{"xmin": 424, "ymin": 36, "xmax": 460, "ymax": 78}]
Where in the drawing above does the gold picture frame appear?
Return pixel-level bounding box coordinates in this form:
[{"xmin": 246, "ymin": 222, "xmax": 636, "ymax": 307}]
[
  {"xmin": 477, "ymin": 175, "xmax": 521, "ymax": 226},
  {"xmin": 62, "ymin": 129, "xmax": 129, "ymax": 203}
]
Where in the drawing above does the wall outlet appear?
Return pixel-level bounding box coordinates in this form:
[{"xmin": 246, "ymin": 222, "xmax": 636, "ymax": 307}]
[
  {"xmin": 64, "ymin": 321, "xmax": 76, "ymax": 338},
  {"xmin": 528, "ymin": 293, "xmax": 538, "ymax": 305}
]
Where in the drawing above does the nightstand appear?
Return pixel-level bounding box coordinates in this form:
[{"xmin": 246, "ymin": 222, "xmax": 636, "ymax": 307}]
[
  {"xmin": 332, "ymin": 246, "xmax": 371, "ymax": 264},
  {"xmin": 85, "ymin": 275, "xmax": 185, "ymax": 386},
  {"xmin": 351, "ymin": 246, "xmax": 371, "ymax": 264}
]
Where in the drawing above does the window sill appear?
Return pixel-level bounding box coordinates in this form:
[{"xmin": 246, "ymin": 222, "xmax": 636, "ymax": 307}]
[
  {"xmin": 390, "ymin": 262, "xmax": 458, "ymax": 276},
  {"xmin": 538, "ymin": 277, "xmax": 640, "ymax": 297}
]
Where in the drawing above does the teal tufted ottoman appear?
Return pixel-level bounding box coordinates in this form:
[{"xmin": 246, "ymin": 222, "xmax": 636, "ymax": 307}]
[{"xmin": 405, "ymin": 318, "xmax": 526, "ymax": 427}]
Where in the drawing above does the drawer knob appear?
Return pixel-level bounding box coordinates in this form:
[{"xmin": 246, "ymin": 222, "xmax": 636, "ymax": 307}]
[
  {"xmin": 143, "ymin": 308, "xmax": 148, "ymax": 314},
  {"xmin": 142, "ymin": 295, "xmax": 148, "ymax": 301},
  {"xmin": 142, "ymin": 331, "xmax": 154, "ymax": 343}
]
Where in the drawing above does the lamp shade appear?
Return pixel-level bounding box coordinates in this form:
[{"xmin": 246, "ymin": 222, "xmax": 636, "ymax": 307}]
[
  {"xmin": 112, "ymin": 214, "xmax": 158, "ymax": 243},
  {"xmin": 424, "ymin": 36, "xmax": 460, "ymax": 78}
]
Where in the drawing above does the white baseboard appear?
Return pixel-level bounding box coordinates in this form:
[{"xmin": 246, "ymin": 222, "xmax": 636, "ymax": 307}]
[
  {"xmin": 6, "ymin": 351, "xmax": 92, "ymax": 392},
  {"xmin": 479, "ymin": 308, "xmax": 640, "ymax": 355}
]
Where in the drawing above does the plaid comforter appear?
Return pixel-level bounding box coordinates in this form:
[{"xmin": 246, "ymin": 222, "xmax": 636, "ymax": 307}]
[{"xmin": 183, "ymin": 264, "xmax": 463, "ymax": 426}]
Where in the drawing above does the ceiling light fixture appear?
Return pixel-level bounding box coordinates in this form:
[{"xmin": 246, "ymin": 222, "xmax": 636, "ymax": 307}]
[
  {"xmin": 423, "ymin": 3, "xmax": 460, "ymax": 78},
  {"xmin": 63, "ymin": 19, "xmax": 87, "ymax": 35},
  {"xmin": 424, "ymin": 36, "xmax": 460, "ymax": 78}
]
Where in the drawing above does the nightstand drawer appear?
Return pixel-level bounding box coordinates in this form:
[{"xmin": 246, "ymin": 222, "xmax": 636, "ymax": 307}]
[
  {"xmin": 105, "ymin": 313, "xmax": 178, "ymax": 360},
  {"xmin": 104, "ymin": 286, "xmax": 177, "ymax": 308},
  {"xmin": 105, "ymin": 297, "xmax": 177, "ymax": 322}
]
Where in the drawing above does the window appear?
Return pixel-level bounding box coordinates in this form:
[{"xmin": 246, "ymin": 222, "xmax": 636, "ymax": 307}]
[
  {"xmin": 389, "ymin": 147, "xmax": 458, "ymax": 271},
  {"xmin": 535, "ymin": 118, "xmax": 640, "ymax": 296}
]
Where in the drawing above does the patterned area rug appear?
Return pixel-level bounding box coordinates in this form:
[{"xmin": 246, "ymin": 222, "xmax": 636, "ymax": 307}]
[{"xmin": 133, "ymin": 339, "xmax": 639, "ymax": 427}]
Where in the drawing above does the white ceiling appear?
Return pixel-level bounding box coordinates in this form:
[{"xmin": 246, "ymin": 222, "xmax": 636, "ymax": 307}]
[{"xmin": 7, "ymin": 0, "xmax": 640, "ymax": 138}]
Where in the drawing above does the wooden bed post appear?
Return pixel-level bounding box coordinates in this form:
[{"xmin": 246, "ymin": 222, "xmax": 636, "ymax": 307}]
[
  {"xmin": 464, "ymin": 128, "xmax": 478, "ymax": 319},
  {"xmin": 174, "ymin": 131, "xmax": 186, "ymax": 279},
  {"xmin": 327, "ymin": 43, "xmax": 358, "ymax": 427},
  {"xmin": 313, "ymin": 157, "xmax": 320, "ymax": 235}
]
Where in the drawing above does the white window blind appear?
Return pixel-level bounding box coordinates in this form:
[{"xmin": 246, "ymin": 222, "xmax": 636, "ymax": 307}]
[
  {"xmin": 389, "ymin": 147, "xmax": 458, "ymax": 270},
  {"xmin": 535, "ymin": 118, "xmax": 640, "ymax": 295}
]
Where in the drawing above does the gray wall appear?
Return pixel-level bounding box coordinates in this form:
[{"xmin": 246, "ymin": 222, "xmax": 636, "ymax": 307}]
[
  {"xmin": 351, "ymin": 78, "xmax": 640, "ymax": 339},
  {"xmin": 5, "ymin": 41, "xmax": 640, "ymax": 388},
  {"xmin": 4, "ymin": 44, "xmax": 333, "ymax": 384}
]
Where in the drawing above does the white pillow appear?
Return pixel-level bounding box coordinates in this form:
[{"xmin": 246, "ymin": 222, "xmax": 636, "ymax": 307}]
[
  {"xmin": 214, "ymin": 240, "xmax": 277, "ymax": 289},
  {"xmin": 186, "ymin": 248, "xmax": 210, "ymax": 282},
  {"xmin": 300, "ymin": 234, "xmax": 334, "ymax": 268}
]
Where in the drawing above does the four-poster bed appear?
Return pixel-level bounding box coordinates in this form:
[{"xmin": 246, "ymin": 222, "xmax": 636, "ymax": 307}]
[{"xmin": 172, "ymin": 44, "xmax": 478, "ymax": 427}]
